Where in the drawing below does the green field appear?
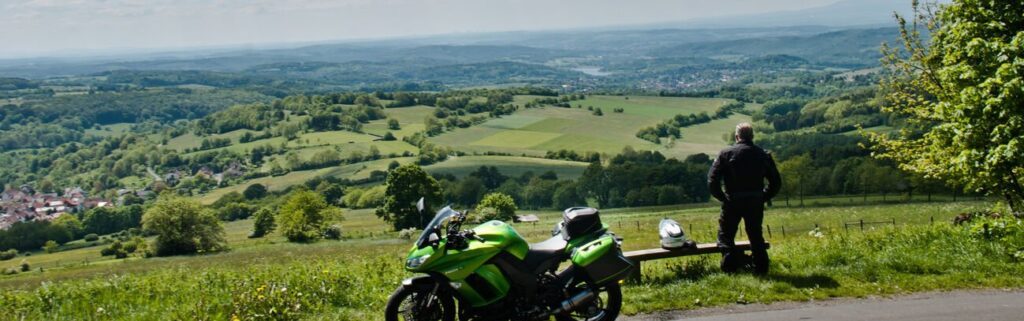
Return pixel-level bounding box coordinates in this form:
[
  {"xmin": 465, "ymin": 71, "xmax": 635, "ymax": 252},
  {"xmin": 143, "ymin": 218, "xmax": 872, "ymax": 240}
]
[
  {"xmin": 430, "ymin": 95, "xmax": 741, "ymax": 157},
  {"xmin": 423, "ymin": 155, "xmax": 589, "ymax": 179},
  {"xmin": 197, "ymin": 157, "xmax": 418, "ymax": 204},
  {"xmin": 84, "ymin": 123, "xmax": 134, "ymax": 138}
]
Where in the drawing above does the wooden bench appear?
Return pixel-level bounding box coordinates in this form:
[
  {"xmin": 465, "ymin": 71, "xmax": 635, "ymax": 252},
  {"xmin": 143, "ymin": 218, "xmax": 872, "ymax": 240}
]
[{"xmin": 623, "ymin": 241, "xmax": 767, "ymax": 282}]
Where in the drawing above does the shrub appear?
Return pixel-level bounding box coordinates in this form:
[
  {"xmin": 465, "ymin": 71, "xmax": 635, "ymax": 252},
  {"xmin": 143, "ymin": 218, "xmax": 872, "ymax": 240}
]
[
  {"xmin": 20, "ymin": 260, "xmax": 30, "ymax": 272},
  {"xmin": 142, "ymin": 194, "xmax": 228, "ymax": 256},
  {"xmin": 100, "ymin": 241, "xmax": 123, "ymax": 257},
  {"xmin": 398, "ymin": 228, "xmax": 418, "ymax": 240},
  {"xmin": 249, "ymin": 208, "xmax": 277, "ymax": 238},
  {"xmin": 84, "ymin": 233, "xmax": 99, "ymax": 242},
  {"xmin": 476, "ymin": 193, "xmax": 517, "ymax": 221},
  {"xmin": 0, "ymin": 249, "xmax": 17, "ymax": 261},
  {"xmin": 218, "ymin": 203, "xmax": 257, "ymax": 221},
  {"xmin": 322, "ymin": 225, "xmax": 343, "ymax": 240},
  {"xmin": 43, "ymin": 240, "xmax": 59, "ymax": 254},
  {"xmin": 243, "ymin": 184, "xmax": 268, "ymax": 200}
]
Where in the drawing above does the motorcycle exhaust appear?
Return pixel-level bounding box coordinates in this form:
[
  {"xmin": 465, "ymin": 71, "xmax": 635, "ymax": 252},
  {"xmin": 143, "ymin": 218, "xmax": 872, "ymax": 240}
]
[{"xmin": 552, "ymin": 289, "xmax": 596, "ymax": 315}]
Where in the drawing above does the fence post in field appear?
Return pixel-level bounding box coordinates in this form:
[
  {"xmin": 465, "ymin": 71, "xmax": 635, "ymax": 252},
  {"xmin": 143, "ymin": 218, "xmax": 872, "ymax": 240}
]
[
  {"xmin": 891, "ymin": 218, "xmax": 896, "ymax": 227},
  {"xmin": 781, "ymin": 225, "xmax": 786, "ymax": 237},
  {"xmin": 931, "ymin": 216, "xmax": 934, "ymax": 224},
  {"xmin": 767, "ymin": 225, "xmax": 772, "ymax": 238},
  {"xmin": 636, "ymin": 221, "xmax": 640, "ymax": 231},
  {"xmin": 860, "ymin": 219, "xmax": 864, "ymax": 232}
]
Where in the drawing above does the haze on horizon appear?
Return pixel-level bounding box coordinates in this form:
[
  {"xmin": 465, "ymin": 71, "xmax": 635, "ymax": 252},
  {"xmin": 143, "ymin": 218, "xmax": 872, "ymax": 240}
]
[{"xmin": 0, "ymin": 0, "xmax": 873, "ymax": 59}]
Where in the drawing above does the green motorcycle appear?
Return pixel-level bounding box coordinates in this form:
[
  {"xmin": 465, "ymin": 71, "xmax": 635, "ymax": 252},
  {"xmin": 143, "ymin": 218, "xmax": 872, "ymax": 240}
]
[{"xmin": 385, "ymin": 206, "xmax": 635, "ymax": 321}]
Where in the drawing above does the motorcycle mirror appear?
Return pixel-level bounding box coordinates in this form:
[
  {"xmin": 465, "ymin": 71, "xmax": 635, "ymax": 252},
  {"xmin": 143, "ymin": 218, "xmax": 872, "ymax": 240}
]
[{"xmin": 416, "ymin": 197, "xmax": 425, "ymax": 212}]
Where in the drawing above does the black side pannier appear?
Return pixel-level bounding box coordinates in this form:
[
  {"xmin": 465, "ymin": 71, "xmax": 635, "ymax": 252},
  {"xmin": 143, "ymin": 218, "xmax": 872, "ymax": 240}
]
[{"xmin": 563, "ymin": 207, "xmax": 603, "ymax": 239}]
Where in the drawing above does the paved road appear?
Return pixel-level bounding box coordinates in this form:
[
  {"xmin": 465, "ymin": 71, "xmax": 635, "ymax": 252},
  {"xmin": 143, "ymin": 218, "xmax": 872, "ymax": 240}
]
[{"xmin": 623, "ymin": 290, "xmax": 1024, "ymax": 321}]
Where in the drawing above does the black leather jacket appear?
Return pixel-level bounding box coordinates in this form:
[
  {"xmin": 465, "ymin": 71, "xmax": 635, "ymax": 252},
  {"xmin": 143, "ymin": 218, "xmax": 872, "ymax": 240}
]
[{"xmin": 707, "ymin": 140, "xmax": 782, "ymax": 203}]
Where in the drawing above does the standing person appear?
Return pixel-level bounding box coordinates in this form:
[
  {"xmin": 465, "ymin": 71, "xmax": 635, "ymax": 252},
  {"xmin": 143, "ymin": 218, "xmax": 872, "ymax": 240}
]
[{"xmin": 708, "ymin": 122, "xmax": 781, "ymax": 274}]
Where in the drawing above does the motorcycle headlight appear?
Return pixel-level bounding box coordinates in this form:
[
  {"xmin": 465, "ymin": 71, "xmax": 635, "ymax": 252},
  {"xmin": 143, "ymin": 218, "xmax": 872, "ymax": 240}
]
[{"xmin": 406, "ymin": 255, "xmax": 430, "ymax": 269}]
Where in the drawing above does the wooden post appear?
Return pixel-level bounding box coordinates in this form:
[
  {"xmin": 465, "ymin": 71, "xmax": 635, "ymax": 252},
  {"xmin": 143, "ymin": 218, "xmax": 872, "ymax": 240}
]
[
  {"xmin": 860, "ymin": 220, "xmax": 864, "ymax": 231},
  {"xmin": 766, "ymin": 225, "xmax": 772, "ymax": 238},
  {"xmin": 891, "ymin": 218, "xmax": 896, "ymax": 227},
  {"xmin": 781, "ymin": 226, "xmax": 786, "ymax": 237},
  {"xmin": 931, "ymin": 216, "xmax": 934, "ymax": 224},
  {"xmin": 636, "ymin": 221, "xmax": 640, "ymax": 231}
]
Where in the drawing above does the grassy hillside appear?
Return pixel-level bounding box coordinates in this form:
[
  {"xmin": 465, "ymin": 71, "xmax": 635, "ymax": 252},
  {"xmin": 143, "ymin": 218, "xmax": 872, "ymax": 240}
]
[{"xmin": 4, "ymin": 200, "xmax": 1020, "ymax": 321}]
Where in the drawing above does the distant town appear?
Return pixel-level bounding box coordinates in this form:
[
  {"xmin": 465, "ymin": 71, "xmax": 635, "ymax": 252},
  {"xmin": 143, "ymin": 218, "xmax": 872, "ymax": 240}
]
[{"xmin": 1, "ymin": 186, "xmax": 121, "ymax": 230}]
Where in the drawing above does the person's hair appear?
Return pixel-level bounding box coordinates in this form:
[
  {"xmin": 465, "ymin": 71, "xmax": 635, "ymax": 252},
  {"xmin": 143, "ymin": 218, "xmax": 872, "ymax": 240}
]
[{"xmin": 735, "ymin": 122, "xmax": 754, "ymax": 141}]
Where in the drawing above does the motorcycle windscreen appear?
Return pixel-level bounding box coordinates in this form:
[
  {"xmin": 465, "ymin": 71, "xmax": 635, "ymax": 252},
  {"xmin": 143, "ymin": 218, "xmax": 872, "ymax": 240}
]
[{"xmin": 416, "ymin": 207, "xmax": 458, "ymax": 249}]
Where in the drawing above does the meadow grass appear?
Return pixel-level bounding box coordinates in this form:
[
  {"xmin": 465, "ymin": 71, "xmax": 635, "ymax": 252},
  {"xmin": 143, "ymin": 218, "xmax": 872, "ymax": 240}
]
[
  {"xmin": 1, "ymin": 201, "xmax": 1019, "ymax": 321},
  {"xmin": 422, "ymin": 155, "xmax": 589, "ymax": 180},
  {"xmin": 197, "ymin": 157, "xmax": 418, "ymax": 204},
  {"xmin": 430, "ymin": 95, "xmax": 747, "ymax": 157},
  {"xmin": 83, "ymin": 123, "xmax": 134, "ymax": 138}
]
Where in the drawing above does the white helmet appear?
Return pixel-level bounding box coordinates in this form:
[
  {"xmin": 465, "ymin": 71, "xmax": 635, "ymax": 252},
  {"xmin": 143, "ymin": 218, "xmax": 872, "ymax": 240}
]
[{"xmin": 659, "ymin": 218, "xmax": 691, "ymax": 249}]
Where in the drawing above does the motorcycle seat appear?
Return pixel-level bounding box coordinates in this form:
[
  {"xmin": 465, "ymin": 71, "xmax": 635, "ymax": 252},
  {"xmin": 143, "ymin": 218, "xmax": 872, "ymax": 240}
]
[{"xmin": 525, "ymin": 235, "xmax": 567, "ymax": 272}]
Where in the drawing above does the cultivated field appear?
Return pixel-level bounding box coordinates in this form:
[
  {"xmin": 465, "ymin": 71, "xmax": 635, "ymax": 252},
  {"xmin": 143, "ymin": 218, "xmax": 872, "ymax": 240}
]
[{"xmin": 430, "ymin": 95, "xmax": 741, "ymax": 157}]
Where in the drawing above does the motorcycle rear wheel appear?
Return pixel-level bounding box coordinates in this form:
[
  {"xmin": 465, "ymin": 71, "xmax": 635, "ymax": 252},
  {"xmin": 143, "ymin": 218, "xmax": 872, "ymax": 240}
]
[
  {"xmin": 555, "ymin": 283, "xmax": 622, "ymax": 321},
  {"xmin": 384, "ymin": 283, "xmax": 456, "ymax": 321}
]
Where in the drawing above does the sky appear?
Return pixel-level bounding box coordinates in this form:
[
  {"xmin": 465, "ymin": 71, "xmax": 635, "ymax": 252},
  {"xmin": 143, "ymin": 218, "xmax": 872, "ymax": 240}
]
[{"xmin": 0, "ymin": 0, "xmax": 849, "ymax": 58}]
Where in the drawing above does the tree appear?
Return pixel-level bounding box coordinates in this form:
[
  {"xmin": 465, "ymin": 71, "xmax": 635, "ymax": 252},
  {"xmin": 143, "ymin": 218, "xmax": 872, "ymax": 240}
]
[
  {"xmin": 377, "ymin": 164, "xmax": 443, "ymax": 230},
  {"xmin": 578, "ymin": 161, "xmax": 610, "ymax": 207},
  {"xmin": 778, "ymin": 154, "xmax": 812, "ymax": 206},
  {"xmin": 316, "ymin": 181, "xmax": 345, "ymax": 205},
  {"xmin": 51, "ymin": 214, "xmax": 82, "ymax": 241},
  {"xmin": 552, "ymin": 181, "xmax": 584, "ymax": 210},
  {"xmin": 83, "ymin": 207, "xmax": 122, "ymax": 235},
  {"xmin": 871, "ymin": 0, "xmax": 1024, "ymax": 212},
  {"xmin": 388, "ymin": 118, "xmax": 401, "ymax": 130},
  {"xmin": 243, "ymin": 183, "xmax": 268, "ymax": 200},
  {"xmin": 142, "ymin": 194, "xmax": 227, "ymax": 256},
  {"xmin": 452, "ymin": 177, "xmax": 486, "ymax": 206},
  {"xmin": 249, "ymin": 208, "xmax": 277, "ymax": 238},
  {"xmin": 277, "ymin": 190, "xmax": 338, "ymax": 242},
  {"xmin": 469, "ymin": 166, "xmax": 508, "ymax": 189},
  {"xmin": 218, "ymin": 203, "xmax": 256, "ymax": 221},
  {"xmin": 524, "ymin": 178, "xmax": 557, "ymax": 209},
  {"xmin": 476, "ymin": 193, "xmax": 518, "ymax": 222}
]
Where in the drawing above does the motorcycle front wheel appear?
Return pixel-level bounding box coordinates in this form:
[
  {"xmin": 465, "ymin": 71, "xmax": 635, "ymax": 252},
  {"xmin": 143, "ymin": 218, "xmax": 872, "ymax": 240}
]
[
  {"xmin": 555, "ymin": 283, "xmax": 622, "ymax": 321},
  {"xmin": 384, "ymin": 283, "xmax": 456, "ymax": 321}
]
